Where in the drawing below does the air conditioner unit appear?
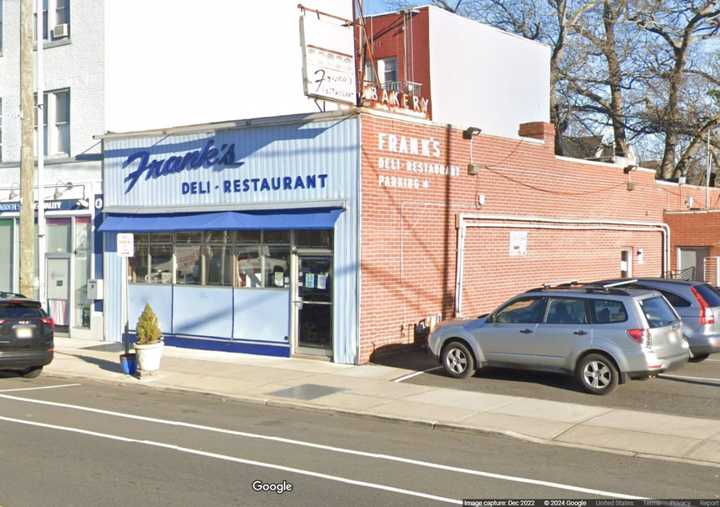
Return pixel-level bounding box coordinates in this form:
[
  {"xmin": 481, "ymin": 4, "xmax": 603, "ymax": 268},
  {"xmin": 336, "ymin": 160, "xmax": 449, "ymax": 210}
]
[{"xmin": 52, "ymin": 23, "xmax": 69, "ymax": 39}]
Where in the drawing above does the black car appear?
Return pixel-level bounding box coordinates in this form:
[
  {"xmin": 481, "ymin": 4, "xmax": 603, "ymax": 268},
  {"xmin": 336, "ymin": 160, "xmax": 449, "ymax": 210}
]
[{"xmin": 0, "ymin": 293, "xmax": 54, "ymax": 378}]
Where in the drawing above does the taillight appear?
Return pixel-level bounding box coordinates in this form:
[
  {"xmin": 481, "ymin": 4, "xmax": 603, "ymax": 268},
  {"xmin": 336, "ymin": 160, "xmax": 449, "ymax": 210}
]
[
  {"xmin": 627, "ymin": 328, "xmax": 647, "ymax": 345},
  {"xmin": 691, "ymin": 287, "xmax": 716, "ymax": 325},
  {"xmin": 41, "ymin": 317, "xmax": 55, "ymax": 331}
]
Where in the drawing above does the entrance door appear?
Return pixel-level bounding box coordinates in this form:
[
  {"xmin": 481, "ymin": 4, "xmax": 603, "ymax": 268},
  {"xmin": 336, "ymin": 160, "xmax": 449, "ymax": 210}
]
[
  {"xmin": 47, "ymin": 257, "xmax": 71, "ymax": 332},
  {"xmin": 620, "ymin": 248, "xmax": 633, "ymax": 278},
  {"xmin": 678, "ymin": 247, "xmax": 709, "ymax": 281},
  {"xmin": 295, "ymin": 255, "xmax": 333, "ymax": 356}
]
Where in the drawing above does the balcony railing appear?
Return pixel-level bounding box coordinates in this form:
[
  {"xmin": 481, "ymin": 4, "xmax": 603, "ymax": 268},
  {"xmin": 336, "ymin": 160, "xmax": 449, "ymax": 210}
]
[{"xmin": 363, "ymin": 80, "xmax": 423, "ymax": 96}]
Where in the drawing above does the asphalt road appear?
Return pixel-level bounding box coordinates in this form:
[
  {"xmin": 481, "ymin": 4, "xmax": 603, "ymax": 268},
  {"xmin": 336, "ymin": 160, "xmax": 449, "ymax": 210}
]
[
  {"xmin": 378, "ymin": 351, "xmax": 720, "ymax": 419},
  {"xmin": 0, "ymin": 375, "xmax": 717, "ymax": 506}
]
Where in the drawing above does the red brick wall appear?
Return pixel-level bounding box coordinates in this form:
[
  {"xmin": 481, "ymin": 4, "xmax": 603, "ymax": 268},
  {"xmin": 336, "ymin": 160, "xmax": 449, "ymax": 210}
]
[
  {"xmin": 356, "ymin": 8, "xmax": 432, "ymax": 115},
  {"xmin": 358, "ymin": 111, "xmax": 720, "ymax": 363},
  {"xmin": 664, "ymin": 211, "xmax": 720, "ymax": 275}
]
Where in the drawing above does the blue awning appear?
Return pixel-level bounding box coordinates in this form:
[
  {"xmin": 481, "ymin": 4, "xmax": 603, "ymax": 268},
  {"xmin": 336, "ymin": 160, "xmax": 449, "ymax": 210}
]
[{"xmin": 98, "ymin": 208, "xmax": 343, "ymax": 232}]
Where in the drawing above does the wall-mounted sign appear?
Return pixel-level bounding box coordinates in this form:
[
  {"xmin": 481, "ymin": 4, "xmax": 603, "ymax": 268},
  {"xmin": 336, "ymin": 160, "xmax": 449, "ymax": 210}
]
[
  {"xmin": 0, "ymin": 198, "xmax": 90, "ymax": 214},
  {"xmin": 374, "ymin": 132, "xmax": 460, "ymax": 191},
  {"xmin": 122, "ymin": 139, "xmax": 242, "ymax": 193},
  {"xmin": 509, "ymin": 231, "xmax": 528, "ymax": 256},
  {"xmin": 117, "ymin": 233, "xmax": 134, "ymax": 258},
  {"xmin": 361, "ymin": 84, "xmax": 430, "ymax": 118}
]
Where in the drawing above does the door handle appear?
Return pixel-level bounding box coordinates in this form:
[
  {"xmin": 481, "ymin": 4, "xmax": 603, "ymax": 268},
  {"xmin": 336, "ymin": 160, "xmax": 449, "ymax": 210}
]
[
  {"xmin": 519, "ymin": 328, "xmax": 533, "ymax": 334},
  {"xmin": 573, "ymin": 330, "xmax": 588, "ymax": 336}
]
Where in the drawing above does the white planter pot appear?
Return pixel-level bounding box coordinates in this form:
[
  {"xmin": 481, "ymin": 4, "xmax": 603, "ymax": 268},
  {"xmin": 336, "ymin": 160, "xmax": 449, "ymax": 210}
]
[{"xmin": 135, "ymin": 341, "xmax": 164, "ymax": 373}]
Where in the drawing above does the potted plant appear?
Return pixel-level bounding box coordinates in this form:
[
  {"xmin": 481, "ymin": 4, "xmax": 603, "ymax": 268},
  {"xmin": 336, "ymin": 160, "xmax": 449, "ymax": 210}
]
[{"xmin": 134, "ymin": 303, "xmax": 164, "ymax": 376}]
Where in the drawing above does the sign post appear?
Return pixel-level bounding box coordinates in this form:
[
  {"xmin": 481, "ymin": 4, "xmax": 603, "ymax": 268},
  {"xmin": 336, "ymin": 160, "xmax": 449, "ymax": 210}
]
[{"xmin": 117, "ymin": 233, "xmax": 134, "ymax": 355}]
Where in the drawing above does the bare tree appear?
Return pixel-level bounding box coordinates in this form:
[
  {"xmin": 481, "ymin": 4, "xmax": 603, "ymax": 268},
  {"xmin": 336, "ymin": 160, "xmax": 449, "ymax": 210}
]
[{"xmin": 629, "ymin": 0, "xmax": 720, "ymax": 179}]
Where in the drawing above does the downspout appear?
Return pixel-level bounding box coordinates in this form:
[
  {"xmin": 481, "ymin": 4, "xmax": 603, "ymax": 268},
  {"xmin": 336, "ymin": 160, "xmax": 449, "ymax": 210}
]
[{"xmin": 454, "ymin": 214, "xmax": 670, "ymax": 317}]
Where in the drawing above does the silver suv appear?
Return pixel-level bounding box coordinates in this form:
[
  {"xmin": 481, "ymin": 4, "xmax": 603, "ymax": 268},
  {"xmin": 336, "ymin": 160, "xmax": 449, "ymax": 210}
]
[
  {"xmin": 594, "ymin": 278, "xmax": 720, "ymax": 362},
  {"xmin": 429, "ymin": 285, "xmax": 690, "ymax": 394}
]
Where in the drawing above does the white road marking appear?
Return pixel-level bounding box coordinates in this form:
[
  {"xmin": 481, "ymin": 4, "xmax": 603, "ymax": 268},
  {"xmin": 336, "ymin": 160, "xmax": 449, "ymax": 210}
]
[
  {"xmin": 0, "ymin": 393, "xmax": 645, "ymax": 499},
  {"xmin": 658, "ymin": 373, "xmax": 720, "ymax": 384},
  {"xmin": 706, "ymin": 359, "xmax": 720, "ymax": 363},
  {"xmin": 393, "ymin": 366, "xmax": 443, "ymax": 383},
  {"xmin": 0, "ymin": 383, "xmax": 81, "ymax": 393},
  {"xmin": 0, "ymin": 415, "xmax": 462, "ymax": 505}
]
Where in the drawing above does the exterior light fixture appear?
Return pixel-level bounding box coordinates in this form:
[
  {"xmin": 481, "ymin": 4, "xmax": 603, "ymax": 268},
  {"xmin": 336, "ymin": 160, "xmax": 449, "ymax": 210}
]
[
  {"xmin": 53, "ymin": 181, "xmax": 73, "ymax": 200},
  {"xmin": 623, "ymin": 164, "xmax": 637, "ymax": 174},
  {"xmin": 463, "ymin": 126, "xmax": 482, "ymax": 139}
]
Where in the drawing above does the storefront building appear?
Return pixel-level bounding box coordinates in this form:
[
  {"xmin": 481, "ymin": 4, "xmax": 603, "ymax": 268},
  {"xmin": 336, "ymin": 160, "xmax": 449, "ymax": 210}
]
[
  {"xmin": 99, "ymin": 109, "xmax": 720, "ymax": 365},
  {"xmin": 0, "ymin": 189, "xmax": 104, "ymax": 339},
  {"xmin": 100, "ymin": 113, "xmax": 360, "ymax": 363}
]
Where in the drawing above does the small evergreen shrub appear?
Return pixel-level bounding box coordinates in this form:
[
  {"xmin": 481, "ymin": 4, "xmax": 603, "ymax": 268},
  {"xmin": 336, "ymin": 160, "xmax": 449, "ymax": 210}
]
[{"xmin": 136, "ymin": 304, "xmax": 162, "ymax": 345}]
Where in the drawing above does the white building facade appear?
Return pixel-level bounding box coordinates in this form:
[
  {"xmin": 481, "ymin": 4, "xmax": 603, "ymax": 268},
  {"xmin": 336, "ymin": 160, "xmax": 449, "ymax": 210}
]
[{"xmin": 0, "ymin": 0, "xmax": 105, "ymax": 339}]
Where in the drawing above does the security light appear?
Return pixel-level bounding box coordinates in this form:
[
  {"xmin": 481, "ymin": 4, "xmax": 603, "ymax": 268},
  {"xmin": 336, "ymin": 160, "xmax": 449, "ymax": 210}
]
[{"xmin": 463, "ymin": 127, "xmax": 482, "ymax": 139}]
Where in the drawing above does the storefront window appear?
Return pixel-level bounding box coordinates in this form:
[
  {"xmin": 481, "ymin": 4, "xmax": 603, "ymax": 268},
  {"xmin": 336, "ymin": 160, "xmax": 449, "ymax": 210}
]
[
  {"xmin": 296, "ymin": 230, "xmax": 332, "ymax": 249},
  {"xmin": 73, "ymin": 217, "xmax": 91, "ymax": 329},
  {"xmin": 129, "ymin": 238, "xmax": 149, "ymax": 283},
  {"xmin": 264, "ymin": 230, "xmax": 290, "ymax": 244},
  {"xmin": 148, "ymin": 242, "xmax": 173, "ymax": 284},
  {"xmin": 205, "ymin": 243, "xmax": 233, "ymax": 286},
  {"xmin": 175, "ymin": 245, "xmax": 202, "ymax": 285},
  {"xmin": 0, "ymin": 220, "xmax": 12, "ymax": 292},
  {"xmin": 264, "ymin": 246, "xmax": 290, "ymax": 288},
  {"xmin": 236, "ymin": 245, "xmax": 262, "ymax": 288},
  {"xmin": 47, "ymin": 218, "xmax": 71, "ymax": 253}
]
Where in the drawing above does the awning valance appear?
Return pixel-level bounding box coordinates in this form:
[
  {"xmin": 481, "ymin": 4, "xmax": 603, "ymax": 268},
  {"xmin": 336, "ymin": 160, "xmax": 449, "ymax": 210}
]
[{"xmin": 98, "ymin": 208, "xmax": 343, "ymax": 232}]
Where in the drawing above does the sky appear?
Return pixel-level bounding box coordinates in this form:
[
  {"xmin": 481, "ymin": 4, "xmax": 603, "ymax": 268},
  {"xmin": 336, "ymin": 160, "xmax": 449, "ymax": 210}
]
[{"xmin": 363, "ymin": 0, "xmax": 394, "ymax": 15}]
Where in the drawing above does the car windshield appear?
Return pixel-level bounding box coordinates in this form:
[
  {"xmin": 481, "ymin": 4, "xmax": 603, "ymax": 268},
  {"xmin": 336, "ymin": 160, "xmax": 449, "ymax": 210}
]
[
  {"xmin": 694, "ymin": 284, "xmax": 720, "ymax": 307},
  {"xmin": 0, "ymin": 301, "xmax": 45, "ymax": 319},
  {"xmin": 639, "ymin": 296, "xmax": 678, "ymax": 328}
]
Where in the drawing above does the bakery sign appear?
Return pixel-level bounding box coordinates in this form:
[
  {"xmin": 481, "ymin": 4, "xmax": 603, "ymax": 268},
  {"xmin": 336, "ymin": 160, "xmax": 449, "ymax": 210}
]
[{"xmin": 361, "ymin": 83, "xmax": 430, "ymax": 118}]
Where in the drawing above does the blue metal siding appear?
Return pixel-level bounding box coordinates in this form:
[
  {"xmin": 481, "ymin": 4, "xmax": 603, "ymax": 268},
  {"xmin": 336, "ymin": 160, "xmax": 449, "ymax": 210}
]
[{"xmin": 103, "ymin": 116, "xmax": 360, "ymax": 363}]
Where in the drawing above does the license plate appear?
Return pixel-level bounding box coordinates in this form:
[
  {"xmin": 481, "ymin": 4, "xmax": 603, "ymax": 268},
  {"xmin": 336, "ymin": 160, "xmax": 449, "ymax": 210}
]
[{"xmin": 15, "ymin": 327, "xmax": 33, "ymax": 339}]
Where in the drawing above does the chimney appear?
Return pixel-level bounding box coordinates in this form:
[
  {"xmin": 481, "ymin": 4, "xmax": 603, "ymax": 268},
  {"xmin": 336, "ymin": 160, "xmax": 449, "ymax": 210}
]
[{"xmin": 518, "ymin": 122, "xmax": 555, "ymax": 151}]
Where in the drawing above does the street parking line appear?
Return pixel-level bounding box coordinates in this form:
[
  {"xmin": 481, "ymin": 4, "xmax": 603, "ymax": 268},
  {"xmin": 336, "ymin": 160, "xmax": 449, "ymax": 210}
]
[
  {"xmin": 0, "ymin": 383, "xmax": 81, "ymax": 393},
  {"xmin": 658, "ymin": 373, "xmax": 720, "ymax": 384},
  {"xmin": 0, "ymin": 392, "xmax": 645, "ymax": 499},
  {"xmin": 393, "ymin": 366, "xmax": 443, "ymax": 383},
  {"xmin": 0, "ymin": 414, "xmax": 462, "ymax": 505}
]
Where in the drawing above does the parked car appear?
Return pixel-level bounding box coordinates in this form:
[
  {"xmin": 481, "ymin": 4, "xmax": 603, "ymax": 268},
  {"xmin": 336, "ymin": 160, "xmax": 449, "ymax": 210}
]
[
  {"xmin": 0, "ymin": 293, "xmax": 54, "ymax": 378},
  {"xmin": 591, "ymin": 278, "xmax": 720, "ymax": 362},
  {"xmin": 428, "ymin": 285, "xmax": 690, "ymax": 394}
]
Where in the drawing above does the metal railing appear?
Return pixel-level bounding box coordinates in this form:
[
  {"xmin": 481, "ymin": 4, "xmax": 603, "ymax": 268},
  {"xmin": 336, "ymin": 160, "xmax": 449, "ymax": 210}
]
[{"xmin": 363, "ymin": 80, "xmax": 423, "ymax": 95}]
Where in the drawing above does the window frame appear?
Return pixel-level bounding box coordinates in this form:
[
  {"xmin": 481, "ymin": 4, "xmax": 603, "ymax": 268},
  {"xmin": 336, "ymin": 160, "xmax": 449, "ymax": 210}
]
[
  {"xmin": 588, "ymin": 298, "xmax": 629, "ymax": 325},
  {"xmin": 490, "ymin": 296, "xmax": 548, "ymax": 325},
  {"xmin": 543, "ymin": 296, "xmax": 591, "ymax": 325}
]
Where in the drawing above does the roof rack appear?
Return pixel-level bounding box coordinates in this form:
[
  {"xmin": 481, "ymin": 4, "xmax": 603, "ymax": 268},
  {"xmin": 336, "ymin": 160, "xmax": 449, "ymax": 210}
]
[
  {"xmin": 0, "ymin": 291, "xmax": 28, "ymax": 299},
  {"xmin": 526, "ymin": 281, "xmax": 633, "ymax": 296}
]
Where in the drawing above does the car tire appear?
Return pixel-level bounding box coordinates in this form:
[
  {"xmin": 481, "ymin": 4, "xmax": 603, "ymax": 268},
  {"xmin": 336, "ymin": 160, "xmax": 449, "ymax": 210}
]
[
  {"xmin": 21, "ymin": 367, "xmax": 43, "ymax": 379},
  {"xmin": 441, "ymin": 340, "xmax": 476, "ymax": 379},
  {"xmin": 576, "ymin": 353, "xmax": 619, "ymax": 395},
  {"xmin": 689, "ymin": 354, "xmax": 710, "ymax": 363}
]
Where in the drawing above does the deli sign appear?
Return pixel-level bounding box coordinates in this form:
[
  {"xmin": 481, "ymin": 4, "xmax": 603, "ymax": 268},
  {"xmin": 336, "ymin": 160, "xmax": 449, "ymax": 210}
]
[{"xmin": 361, "ymin": 83, "xmax": 430, "ymax": 118}]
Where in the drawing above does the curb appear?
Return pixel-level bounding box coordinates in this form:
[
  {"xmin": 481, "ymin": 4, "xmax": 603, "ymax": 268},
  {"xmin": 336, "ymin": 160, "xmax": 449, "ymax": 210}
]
[{"xmin": 43, "ymin": 368, "xmax": 720, "ymax": 470}]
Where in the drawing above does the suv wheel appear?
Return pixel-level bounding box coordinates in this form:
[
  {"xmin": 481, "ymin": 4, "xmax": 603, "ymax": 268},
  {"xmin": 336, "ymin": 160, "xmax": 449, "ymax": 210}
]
[
  {"xmin": 21, "ymin": 367, "xmax": 43, "ymax": 379},
  {"xmin": 689, "ymin": 354, "xmax": 709, "ymax": 363},
  {"xmin": 576, "ymin": 354, "xmax": 618, "ymax": 395},
  {"xmin": 441, "ymin": 341, "xmax": 476, "ymax": 379}
]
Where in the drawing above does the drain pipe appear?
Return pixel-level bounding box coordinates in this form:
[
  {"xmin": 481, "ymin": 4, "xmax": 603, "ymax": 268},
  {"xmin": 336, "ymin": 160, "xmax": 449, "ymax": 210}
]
[{"xmin": 454, "ymin": 213, "xmax": 670, "ymax": 317}]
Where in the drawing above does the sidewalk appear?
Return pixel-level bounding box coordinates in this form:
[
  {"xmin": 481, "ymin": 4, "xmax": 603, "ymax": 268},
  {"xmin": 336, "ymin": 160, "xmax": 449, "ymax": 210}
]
[{"xmin": 47, "ymin": 338, "xmax": 720, "ymax": 468}]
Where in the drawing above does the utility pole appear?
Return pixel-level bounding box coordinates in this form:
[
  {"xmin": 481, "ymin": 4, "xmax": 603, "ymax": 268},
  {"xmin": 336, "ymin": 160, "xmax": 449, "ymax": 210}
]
[
  {"xmin": 19, "ymin": 0, "xmax": 36, "ymax": 297},
  {"xmin": 36, "ymin": 0, "xmax": 46, "ymax": 307}
]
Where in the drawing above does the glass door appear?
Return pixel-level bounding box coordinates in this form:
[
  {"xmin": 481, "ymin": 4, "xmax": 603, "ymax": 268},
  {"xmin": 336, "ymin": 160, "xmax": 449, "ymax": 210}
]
[
  {"xmin": 295, "ymin": 255, "xmax": 333, "ymax": 356},
  {"xmin": 47, "ymin": 257, "xmax": 71, "ymax": 332}
]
